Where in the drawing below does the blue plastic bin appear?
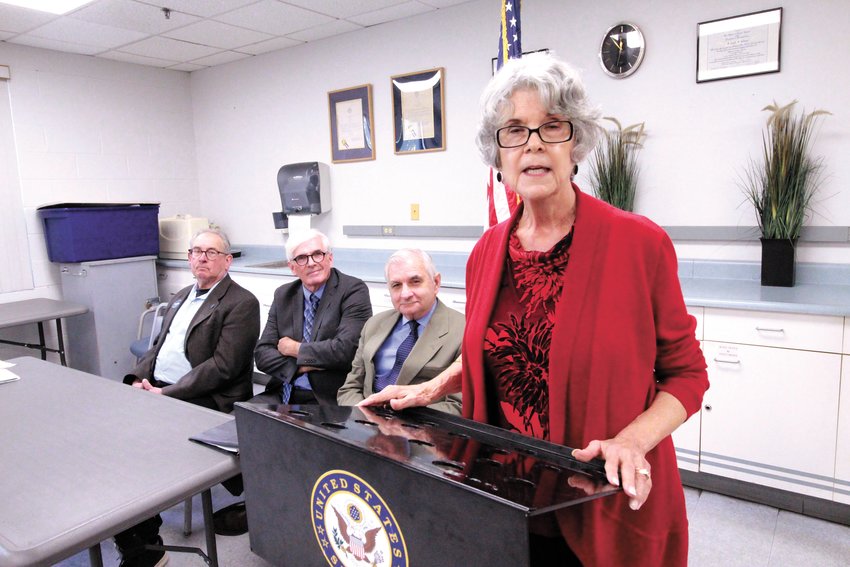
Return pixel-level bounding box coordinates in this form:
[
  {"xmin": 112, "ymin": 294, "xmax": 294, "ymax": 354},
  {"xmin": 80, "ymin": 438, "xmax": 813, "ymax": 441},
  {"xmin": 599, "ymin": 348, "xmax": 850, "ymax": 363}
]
[{"xmin": 37, "ymin": 203, "xmax": 160, "ymax": 263}]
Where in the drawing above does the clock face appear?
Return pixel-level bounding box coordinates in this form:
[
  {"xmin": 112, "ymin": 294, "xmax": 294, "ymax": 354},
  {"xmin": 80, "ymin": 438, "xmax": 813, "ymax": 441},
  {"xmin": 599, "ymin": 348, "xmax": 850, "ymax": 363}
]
[{"xmin": 599, "ymin": 23, "xmax": 645, "ymax": 78}]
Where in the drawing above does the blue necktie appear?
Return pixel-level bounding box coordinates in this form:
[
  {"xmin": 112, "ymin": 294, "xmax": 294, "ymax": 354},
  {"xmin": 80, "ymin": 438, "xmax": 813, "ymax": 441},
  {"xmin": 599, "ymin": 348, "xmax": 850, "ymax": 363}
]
[
  {"xmin": 283, "ymin": 293, "xmax": 320, "ymax": 403},
  {"xmin": 375, "ymin": 320, "xmax": 419, "ymax": 392}
]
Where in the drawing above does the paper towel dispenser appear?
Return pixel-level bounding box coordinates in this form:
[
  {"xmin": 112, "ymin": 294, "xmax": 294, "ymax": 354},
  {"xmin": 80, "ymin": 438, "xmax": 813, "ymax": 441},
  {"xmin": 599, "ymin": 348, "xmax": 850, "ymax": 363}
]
[{"xmin": 277, "ymin": 162, "xmax": 330, "ymax": 215}]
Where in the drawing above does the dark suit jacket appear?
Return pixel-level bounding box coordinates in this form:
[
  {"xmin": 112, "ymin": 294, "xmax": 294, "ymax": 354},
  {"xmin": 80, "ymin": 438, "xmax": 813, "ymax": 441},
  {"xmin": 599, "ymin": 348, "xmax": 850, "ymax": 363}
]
[
  {"xmin": 254, "ymin": 268, "xmax": 372, "ymax": 405},
  {"xmin": 124, "ymin": 274, "xmax": 260, "ymax": 413},
  {"xmin": 337, "ymin": 299, "xmax": 464, "ymax": 414}
]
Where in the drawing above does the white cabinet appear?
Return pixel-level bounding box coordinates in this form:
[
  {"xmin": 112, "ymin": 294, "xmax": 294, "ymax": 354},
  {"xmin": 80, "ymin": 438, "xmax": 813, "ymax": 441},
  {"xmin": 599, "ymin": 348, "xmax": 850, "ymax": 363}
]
[
  {"xmin": 672, "ymin": 306, "xmax": 704, "ymax": 472},
  {"xmin": 837, "ymin": 356, "xmax": 850, "ymax": 505},
  {"xmin": 844, "ymin": 318, "xmax": 850, "ymax": 355},
  {"xmin": 229, "ymin": 272, "xmax": 295, "ymax": 334},
  {"xmin": 439, "ymin": 287, "xmax": 467, "ymax": 314},
  {"xmin": 156, "ymin": 266, "xmax": 195, "ymax": 300},
  {"xmin": 366, "ymin": 282, "xmax": 394, "ymax": 314},
  {"xmin": 699, "ymin": 308, "xmax": 843, "ymax": 500}
]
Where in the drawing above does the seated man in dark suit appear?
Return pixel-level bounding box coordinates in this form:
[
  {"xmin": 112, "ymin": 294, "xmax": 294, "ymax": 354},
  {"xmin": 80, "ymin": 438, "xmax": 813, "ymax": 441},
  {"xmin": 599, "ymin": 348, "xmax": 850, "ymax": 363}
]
[
  {"xmin": 338, "ymin": 248, "xmax": 463, "ymax": 414},
  {"xmin": 253, "ymin": 229, "xmax": 372, "ymax": 405},
  {"xmin": 212, "ymin": 230, "xmax": 372, "ymax": 536},
  {"xmin": 117, "ymin": 228, "xmax": 260, "ymax": 567}
]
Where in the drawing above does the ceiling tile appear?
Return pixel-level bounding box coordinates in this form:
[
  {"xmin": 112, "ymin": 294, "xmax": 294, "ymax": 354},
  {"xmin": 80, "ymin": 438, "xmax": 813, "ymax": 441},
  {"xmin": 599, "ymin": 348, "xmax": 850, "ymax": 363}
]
[
  {"xmin": 188, "ymin": 50, "xmax": 253, "ymax": 66},
  {"xmin": 118, "ymin": 35, "xmax": 222, "ymax": 61},
  {"xmin": 135, "ymin": 0, "xmax": 259, "ymax": 18},
  {"xmin": 0, "ymin": 4, "xmax": 57, "ymax": 34},
  {"xmin": 0, "ymin": 0, "xmax": 478, "ymax": 71},
  {"xmin": 167, "ymin": 61, "xmax": 208, "ymax": 72},
  {"xmin": 69, "ymin": 0, "xmax": 200, "ymax": 34},
  {"xmin": 214, "ymin": 0, "xmax": 334, "ymax": 36},
  {"xmin": 418, "ymin": 0, "xmax": 474, "ymax": 7},
  {"xmin": 237, "ymin": 35, "xmax": 302, "ymax": 55},
  {"xmin": 348, "ymin": 1, "xmax": 434, "ymax": 27},
  {"xmin": 164, "ymin": 19, "xmax": 272, "ymax": 50},
  {"xmin": 24, "ymin": 18, "xmax": 147, "ymax": 49},
  {"xmin": 285, "ymin": 18, "xmax": 361, "ymax": 42},
  {"xmin": 280, "ymin": 0, "xmax": 408, "ymax": 19},
  {"xmin": 7, "ymin": 35, "xmax": 102, "ymax": 55},
  {"xmin": 98, "ymin": 49, "xmax": 180, "ymax": 67}
]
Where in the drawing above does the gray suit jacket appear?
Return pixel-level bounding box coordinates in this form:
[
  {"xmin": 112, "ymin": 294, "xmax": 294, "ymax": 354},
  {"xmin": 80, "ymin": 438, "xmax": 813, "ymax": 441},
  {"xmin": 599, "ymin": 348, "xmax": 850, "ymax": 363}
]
[
  {"xmin": 254, "ymin": 268, "xmax": 372, "ymax": 405},
  {"xmin": 337, "ymin": 298, "xmax": 464, "ymax": 414},
  {"xmin": 124, "ymin": 274, "xmax": 260, "ymax": 413}
]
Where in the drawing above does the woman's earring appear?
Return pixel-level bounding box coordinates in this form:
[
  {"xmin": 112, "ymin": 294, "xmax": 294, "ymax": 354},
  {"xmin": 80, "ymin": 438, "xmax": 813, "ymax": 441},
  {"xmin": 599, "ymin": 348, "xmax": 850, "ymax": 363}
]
[
  {"xmin": 496, "ymin": 171, "xmax": 502, "ymax": 183},
  {"xmin": 573, "ymin": 164, "xmax": 579, "ymax": 176}
]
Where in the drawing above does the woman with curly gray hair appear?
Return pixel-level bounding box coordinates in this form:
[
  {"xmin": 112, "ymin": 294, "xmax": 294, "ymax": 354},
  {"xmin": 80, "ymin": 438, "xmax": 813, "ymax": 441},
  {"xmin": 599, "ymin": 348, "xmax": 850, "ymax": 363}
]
[{"xmin": 363, "ymin": 52, "xmax": 707, "ymax": 567}]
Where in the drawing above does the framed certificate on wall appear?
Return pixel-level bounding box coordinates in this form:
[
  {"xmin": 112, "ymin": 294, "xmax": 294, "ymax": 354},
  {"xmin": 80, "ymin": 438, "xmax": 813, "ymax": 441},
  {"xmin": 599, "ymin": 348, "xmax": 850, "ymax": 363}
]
[
  {"xmin": 328, "ymin": 84, "xmax": 375, "ymax": 163},
  {"xmin": 391, "ymin": 68, "xmax": 445, "ymax": 155},
  {"xmin": 697, "ymin": 8, "xmax": 782, "ymax": 83}
]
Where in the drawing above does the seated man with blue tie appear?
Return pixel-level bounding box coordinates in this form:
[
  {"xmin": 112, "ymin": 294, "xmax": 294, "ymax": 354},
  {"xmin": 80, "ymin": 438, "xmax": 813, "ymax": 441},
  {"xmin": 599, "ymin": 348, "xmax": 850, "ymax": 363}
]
[
  {"xmin": 253, "ymin": 229, "xmax": 372, "ymax": 405},
  {"xmin": 212, "ymin": 229, "xmax": 373, "ymax": 537},
  {"xmin": 338, "ymin": 248, "xmax": 464, "ymax": 414}
]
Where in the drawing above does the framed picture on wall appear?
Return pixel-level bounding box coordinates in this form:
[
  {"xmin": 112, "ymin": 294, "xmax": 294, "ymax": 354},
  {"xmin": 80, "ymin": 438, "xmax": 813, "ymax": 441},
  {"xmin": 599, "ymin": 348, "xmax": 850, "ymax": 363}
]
[
  {"xmin": 391, "ymin": 68, "xmax": 445, "ymax": 154},
  {"xmin": 697, "ymin": 8, "xmax": 782, "ymax": 83},
  {"xmin": 328, "ymin": 84, "xmax": 376, "ymax": 163}
]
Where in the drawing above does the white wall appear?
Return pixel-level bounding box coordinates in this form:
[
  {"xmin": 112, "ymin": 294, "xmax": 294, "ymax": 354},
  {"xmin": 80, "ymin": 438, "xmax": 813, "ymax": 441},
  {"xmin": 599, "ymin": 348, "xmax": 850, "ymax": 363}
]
[
  {"xmin": 0, "ymin": 42, "xmax": 199, "ymax": 301},
  {"xmin": 191, "ymin": 0, "xmax": 850, "ymax": 262},
  {"xmin": 1, "ymin": 0, "xmax": 849, "ymax": 309}
]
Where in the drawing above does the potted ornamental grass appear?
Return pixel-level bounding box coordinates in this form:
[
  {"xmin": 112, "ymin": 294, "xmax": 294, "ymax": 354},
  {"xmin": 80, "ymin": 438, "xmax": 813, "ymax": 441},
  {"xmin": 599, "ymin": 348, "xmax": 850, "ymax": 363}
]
[
  {"xmin": 742, "ymin": 100, "xmax": 831, "ymax": 287},
  {"xmin": 589, "ymin": 117, "xmax": 646, "ymax": 212}
]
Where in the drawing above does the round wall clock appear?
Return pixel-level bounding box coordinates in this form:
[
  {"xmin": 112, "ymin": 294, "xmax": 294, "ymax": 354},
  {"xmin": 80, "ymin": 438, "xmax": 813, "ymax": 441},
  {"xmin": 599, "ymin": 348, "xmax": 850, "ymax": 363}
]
[{"xmin": 599, "ymin": 22, "xmax": 645, "ymax": 78}]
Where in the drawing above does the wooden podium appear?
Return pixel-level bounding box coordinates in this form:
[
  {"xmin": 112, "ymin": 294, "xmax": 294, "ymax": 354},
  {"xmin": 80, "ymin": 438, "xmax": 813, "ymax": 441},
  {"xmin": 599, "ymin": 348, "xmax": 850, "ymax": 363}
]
[{"xmin": 235, "ymin": 403, "xmax": 618, "ymax": 567}]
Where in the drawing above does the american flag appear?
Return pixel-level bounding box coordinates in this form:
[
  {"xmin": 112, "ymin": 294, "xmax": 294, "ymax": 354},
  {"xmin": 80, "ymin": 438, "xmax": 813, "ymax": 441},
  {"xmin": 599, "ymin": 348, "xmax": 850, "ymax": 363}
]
[{"xmin": 486, "ymin": 0, "xmax": 522, "ymax": 227}]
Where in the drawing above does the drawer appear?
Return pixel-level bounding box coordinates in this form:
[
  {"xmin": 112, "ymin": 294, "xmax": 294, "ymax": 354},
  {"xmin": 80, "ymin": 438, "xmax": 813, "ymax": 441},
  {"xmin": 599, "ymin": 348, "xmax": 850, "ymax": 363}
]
[
  {"xmin": 704, "ymin": 308, "xmax": 843, "ymax": 353},
  {"xmin": 156, "ymin": 267, "xmax": 195, "ymax": 300},
  {"xmin": 366, "ymin": 282, "xmax": 394, "ymax": 314},
  {"xmin": 439, "ymin": 288, "xmax": 466, "ymax": 314}
]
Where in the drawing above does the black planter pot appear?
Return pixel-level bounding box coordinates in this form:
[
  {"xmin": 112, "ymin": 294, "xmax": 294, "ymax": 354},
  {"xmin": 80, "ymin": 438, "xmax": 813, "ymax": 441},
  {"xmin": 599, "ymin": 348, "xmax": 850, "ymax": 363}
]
[{"xmin": 760, "ymin": 238, "xmax": 797, "ymax": 287}]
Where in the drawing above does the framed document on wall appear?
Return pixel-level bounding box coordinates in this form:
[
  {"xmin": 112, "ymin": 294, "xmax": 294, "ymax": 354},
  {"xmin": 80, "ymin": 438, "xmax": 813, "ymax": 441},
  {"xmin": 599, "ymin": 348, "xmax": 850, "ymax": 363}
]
[
  {"xmin": 391, "ymin": 68, "xmax": 445, "ymax": 154},
  {"xmin": 328, "ymin": 84, "xmax": 375, "ymax": 163},
  {"xmin": 697, "ymin": 8, "xmax": 782, "ymax": 83}
]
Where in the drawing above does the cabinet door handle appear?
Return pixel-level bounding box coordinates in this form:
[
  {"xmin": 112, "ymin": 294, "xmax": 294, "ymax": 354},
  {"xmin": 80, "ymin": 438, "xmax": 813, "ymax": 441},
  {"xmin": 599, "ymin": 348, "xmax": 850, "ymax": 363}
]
[
  {"xmin": 713, "ymin": 357, "xmax": 741, "ymax": 364},
  {"xmin": 755, "ymin": 326, "xmax": 785, "ymax": 333},
  {"xmin": 451, "ymin": 299, "xmax": 467, "ymax": 305}
]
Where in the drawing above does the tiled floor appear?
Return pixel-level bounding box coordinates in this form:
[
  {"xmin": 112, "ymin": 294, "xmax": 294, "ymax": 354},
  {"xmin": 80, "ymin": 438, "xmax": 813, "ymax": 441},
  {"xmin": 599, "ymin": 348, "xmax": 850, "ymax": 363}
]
[{"xmin": 56, "ymin": 485, "xmax": 850, "ymax": 566}]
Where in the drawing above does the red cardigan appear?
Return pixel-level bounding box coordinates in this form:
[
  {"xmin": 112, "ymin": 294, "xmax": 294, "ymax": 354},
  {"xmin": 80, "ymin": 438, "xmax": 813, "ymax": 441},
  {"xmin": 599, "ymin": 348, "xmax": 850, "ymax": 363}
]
[{"xmin": 462, "ymin": 187, "xmax": 708, "ymax": 567}]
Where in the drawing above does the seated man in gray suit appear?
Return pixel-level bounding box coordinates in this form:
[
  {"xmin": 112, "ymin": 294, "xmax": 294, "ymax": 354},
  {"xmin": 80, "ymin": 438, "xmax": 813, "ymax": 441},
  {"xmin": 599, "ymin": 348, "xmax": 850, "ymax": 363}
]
[
  {"xmin": 338, "ymin": 248, "xmax": 464, "ymax": 415},
  {"xmin": 254, "ymin": 229, "xmax": 372, "ymax": 405},
  {"xmin": 118, "ymin": 228, "xmax": 259, "ymax": 566}
]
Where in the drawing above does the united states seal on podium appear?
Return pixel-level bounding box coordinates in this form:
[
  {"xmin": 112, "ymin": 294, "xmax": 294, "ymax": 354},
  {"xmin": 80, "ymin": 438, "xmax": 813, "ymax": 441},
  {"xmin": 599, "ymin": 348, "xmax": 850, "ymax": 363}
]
[{"xmin": 311, "ymin": 470, "xmax": 409, "ymax": 566}]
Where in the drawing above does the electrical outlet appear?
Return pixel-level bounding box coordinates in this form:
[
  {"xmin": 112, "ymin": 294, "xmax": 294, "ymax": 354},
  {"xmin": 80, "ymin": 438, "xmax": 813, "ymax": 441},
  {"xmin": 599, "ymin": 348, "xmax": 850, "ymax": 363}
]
[
  {"xmin": 410, "ymin": 204, "xmax": 420, "ymax": 221},
  {"xmin": 382, "ymin": 226, "xmax": 394, "ymax": 235}
]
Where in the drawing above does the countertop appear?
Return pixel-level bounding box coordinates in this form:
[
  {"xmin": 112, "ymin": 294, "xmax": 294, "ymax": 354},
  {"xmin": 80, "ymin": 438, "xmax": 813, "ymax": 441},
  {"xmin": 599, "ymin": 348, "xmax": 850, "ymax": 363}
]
[{"xmin": 157, "ymin": 246, "xmax": 850, "ymax": 317}]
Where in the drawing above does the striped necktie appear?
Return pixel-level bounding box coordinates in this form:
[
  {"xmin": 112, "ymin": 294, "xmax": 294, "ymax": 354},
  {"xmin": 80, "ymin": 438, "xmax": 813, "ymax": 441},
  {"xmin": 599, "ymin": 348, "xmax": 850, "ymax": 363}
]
[
  {"xmin": 282, "ymin": 293, "xmax": 320, "ymax": 403},
  {"xmin": 375, "ymin": 320, "xmax": 419, "ymax": 392}
]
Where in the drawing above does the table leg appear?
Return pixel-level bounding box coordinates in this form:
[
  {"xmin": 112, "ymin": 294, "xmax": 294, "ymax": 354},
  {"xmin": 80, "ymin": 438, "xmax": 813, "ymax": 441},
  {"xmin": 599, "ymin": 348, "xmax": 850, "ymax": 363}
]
[
  {"xmin": 202, "ymin": 489, "xmax": 219, "ymax": 567},
  {"xmin": 88, "ymin": 543, "xmax": 104, "ymax": 567},
  {"xmin": 37, "ymin": 322, "xmax": 46, "ymax": 361},
  {"xmin": 56, "ymin": 318, "xmax": 67, "ymax": 366}
]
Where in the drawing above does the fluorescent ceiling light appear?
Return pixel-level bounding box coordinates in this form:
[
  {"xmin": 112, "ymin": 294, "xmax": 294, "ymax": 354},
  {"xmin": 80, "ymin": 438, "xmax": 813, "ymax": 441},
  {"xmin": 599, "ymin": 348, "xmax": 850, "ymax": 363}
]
[{"xmin": 0, "ymin": 0, "xmax": 96, "ymax": 15}]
